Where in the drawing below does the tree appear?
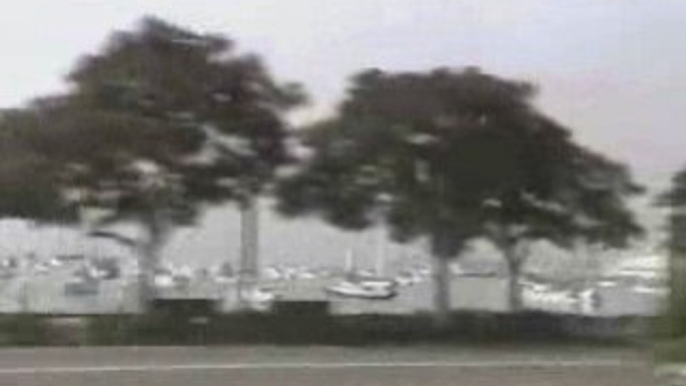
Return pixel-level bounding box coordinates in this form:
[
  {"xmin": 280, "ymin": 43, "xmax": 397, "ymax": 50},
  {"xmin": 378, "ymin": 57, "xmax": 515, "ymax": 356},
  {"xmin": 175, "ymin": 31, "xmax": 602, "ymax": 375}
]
[
  {"xmin": 4, "ymin": 17, "xmax": 304, "ymax": 308},
  {"xmin": 277, "ymin": 67, "xmax": 642, "ymax": 321},
  {"xmin": 0, "ymin": 108, "xmax": 84, "ymax": 226},
  {"xmin": 479, "ymin": 131, "xmax": 644, "ymax": 311},
  {"xmin": 657, "ymin": 170, "xmax": 686, "ymax": 335}
]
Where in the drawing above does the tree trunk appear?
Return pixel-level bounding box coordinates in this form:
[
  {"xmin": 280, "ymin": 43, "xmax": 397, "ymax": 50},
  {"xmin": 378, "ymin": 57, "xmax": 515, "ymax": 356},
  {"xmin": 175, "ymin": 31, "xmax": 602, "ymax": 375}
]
[
  {"xmin": 432, "ymin": 255, "xmax": 451, "ymax": 327},
  {"xmin": 669, "ymin": 257, "xmax": 686, "ymax": 336},
  {"xmin": 238, "ymin": 196, "xmax": 260, "ymax": 308},
  {"xmin": 668, "ymin": 210, "xmax": 686, "ymax": 335},
  {"xmin": 504, "ymin": 246, "xmax": 523, "ymax": 313},
  {"xmin": 430, "ymin": 231, "xmax": 452, "ymax": 328},
  {"xmin": 137, "ymin": 236, "xmax": 160, "ymax": 312},
  {"xmin": 137, "ymin": 212, "xmax": 166, "ymax": 313}
]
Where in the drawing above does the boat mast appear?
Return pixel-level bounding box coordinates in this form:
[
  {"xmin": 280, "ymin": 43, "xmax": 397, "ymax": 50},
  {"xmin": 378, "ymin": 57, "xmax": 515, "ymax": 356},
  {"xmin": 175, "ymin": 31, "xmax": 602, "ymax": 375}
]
[
  {"xmin": 238, "ymin": 197, "xmax": 260, "ymax": 307},
  {"xmin": 375, "ymin": 227, "xmax": 386, "ymax": 276},
  {"xmin": 344, "ymin": 248, "xmax": 355, "ymax": 277}
]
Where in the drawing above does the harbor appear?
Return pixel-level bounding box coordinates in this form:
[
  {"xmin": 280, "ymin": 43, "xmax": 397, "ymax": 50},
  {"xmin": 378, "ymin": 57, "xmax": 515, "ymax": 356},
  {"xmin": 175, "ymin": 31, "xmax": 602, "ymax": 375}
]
[{"xmin": 0, "ymin": 247, "xmax": 667, "ymax": 318}]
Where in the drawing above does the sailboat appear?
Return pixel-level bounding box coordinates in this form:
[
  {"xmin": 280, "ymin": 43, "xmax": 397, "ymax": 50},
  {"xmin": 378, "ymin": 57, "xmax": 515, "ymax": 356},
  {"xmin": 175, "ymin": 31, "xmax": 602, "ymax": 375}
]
[{"xmin": 325, "ymin": 231, "xmax": 398, "ymax": 300}]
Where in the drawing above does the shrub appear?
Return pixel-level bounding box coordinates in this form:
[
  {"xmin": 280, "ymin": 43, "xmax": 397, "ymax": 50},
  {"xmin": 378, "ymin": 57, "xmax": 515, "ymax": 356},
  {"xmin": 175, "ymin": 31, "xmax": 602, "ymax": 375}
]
[{"xmin": 0, "ymin": 314, "xmax": 52, "ymax": 346}]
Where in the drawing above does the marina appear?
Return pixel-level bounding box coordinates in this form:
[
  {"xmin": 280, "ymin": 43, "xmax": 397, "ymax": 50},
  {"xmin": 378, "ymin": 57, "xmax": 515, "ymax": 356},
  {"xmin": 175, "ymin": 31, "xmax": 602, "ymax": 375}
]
[{"xmin": 0, "ymin": 250, "xmax": 667, "ymax": 317}]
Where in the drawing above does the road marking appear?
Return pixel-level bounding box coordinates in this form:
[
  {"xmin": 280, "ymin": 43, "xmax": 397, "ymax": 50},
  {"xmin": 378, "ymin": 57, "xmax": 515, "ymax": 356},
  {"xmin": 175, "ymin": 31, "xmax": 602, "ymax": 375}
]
[{"xmin": 0, "ymin": 360, "xmax": 641, "ymax": 375}]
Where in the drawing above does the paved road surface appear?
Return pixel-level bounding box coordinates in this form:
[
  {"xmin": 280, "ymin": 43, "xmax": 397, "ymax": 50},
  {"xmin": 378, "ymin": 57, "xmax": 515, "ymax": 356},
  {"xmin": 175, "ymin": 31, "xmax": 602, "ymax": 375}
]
[{"xmin": 0, "ymin": 346, "xmax": 657, "ymax": 386}]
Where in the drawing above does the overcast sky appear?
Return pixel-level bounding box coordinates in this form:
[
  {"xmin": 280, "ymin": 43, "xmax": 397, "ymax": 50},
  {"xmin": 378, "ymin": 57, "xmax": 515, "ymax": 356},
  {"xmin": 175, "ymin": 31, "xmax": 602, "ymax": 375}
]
[
  {"xmin": 1, "ymin": 0, "xmax": 684, "ymax": 186},
  {"xmin": 0, "ymin": 1, "xmax": 682, "ymax": 265}
]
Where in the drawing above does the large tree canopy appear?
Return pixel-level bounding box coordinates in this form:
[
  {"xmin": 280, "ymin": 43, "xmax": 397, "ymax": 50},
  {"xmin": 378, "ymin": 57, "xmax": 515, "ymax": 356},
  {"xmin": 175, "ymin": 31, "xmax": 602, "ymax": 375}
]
[
  {"xmin": 0, "ymin": 129, "xmax": 67, "ymax": 222},
  {"xmin": 64, "ymin": 16, "xmax": 303, "ymax": 210},
  {"xmin": 4, "ymin": 16, "xmax": 303, "ymax": 224},
  {"xmin": 0, "ymin": 17, "xmax": 305, "ymax": 306},
  {"xmin": 278, "ymin": 67, "xmax": 643, "ymax": 314}
]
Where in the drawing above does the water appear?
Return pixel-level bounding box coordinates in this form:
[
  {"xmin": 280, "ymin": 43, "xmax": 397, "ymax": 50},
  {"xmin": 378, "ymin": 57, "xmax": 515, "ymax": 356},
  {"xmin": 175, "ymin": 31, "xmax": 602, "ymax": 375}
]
[{"xmin": 0, "ymin": 269, "xmax": 665, "ymax": 317}]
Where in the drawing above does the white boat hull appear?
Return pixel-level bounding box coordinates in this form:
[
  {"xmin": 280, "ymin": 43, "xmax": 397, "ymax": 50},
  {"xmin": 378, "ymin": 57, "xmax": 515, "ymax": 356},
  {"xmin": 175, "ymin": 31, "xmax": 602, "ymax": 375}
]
[{"xmin": 325, "ymin": 280, "xmax": 397, "ymax": 300}]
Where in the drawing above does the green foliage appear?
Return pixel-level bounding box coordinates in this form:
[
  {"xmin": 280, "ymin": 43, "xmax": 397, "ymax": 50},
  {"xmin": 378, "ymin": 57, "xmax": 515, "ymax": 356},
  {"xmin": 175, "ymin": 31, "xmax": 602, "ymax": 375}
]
[
  {"xmin": 0, "ymin": 17, "xmax": 306, "ymax": 311},
  {"xmin": 31, "ymin": 313, "xmax": 653, "ymax": 346},
  {"xmin": 278, "ymin": 67, "xmax": 642, "ymax": 257},
  {"xmin": 0, "ymin": 111, "xmax": 76, "ymax": 223},
  {"xmin": 86, "ymin": 315, "xmax": 131, "ymax": 345},
  {"xmin": 0, "ymin": 315, "xmax": 52, "ymax": 346},
  {"xmin": 656, "ymin": 172, "xmax": 686, "ymax": 341},
  {"xmin": 277, "ymin": 67, "xmax": 642, "ymax": 315},
  {"xmin": 657, "ymin": 170, "xmax": 686, "ymax": 259},
  {"xmin": 658, "ymin": 169, "xmax": 686, "ymax": 208},
  {"xmin": 0, "ymin": 16, "xmax": 305, "ymax": 229}
]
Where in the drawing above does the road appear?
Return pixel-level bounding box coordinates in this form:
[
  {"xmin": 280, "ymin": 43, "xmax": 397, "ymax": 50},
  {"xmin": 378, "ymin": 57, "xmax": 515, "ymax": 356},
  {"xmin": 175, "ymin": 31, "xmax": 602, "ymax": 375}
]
[{"xmin": 0, "ymin": 345, "xmax": 658, "ymax": 386}]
